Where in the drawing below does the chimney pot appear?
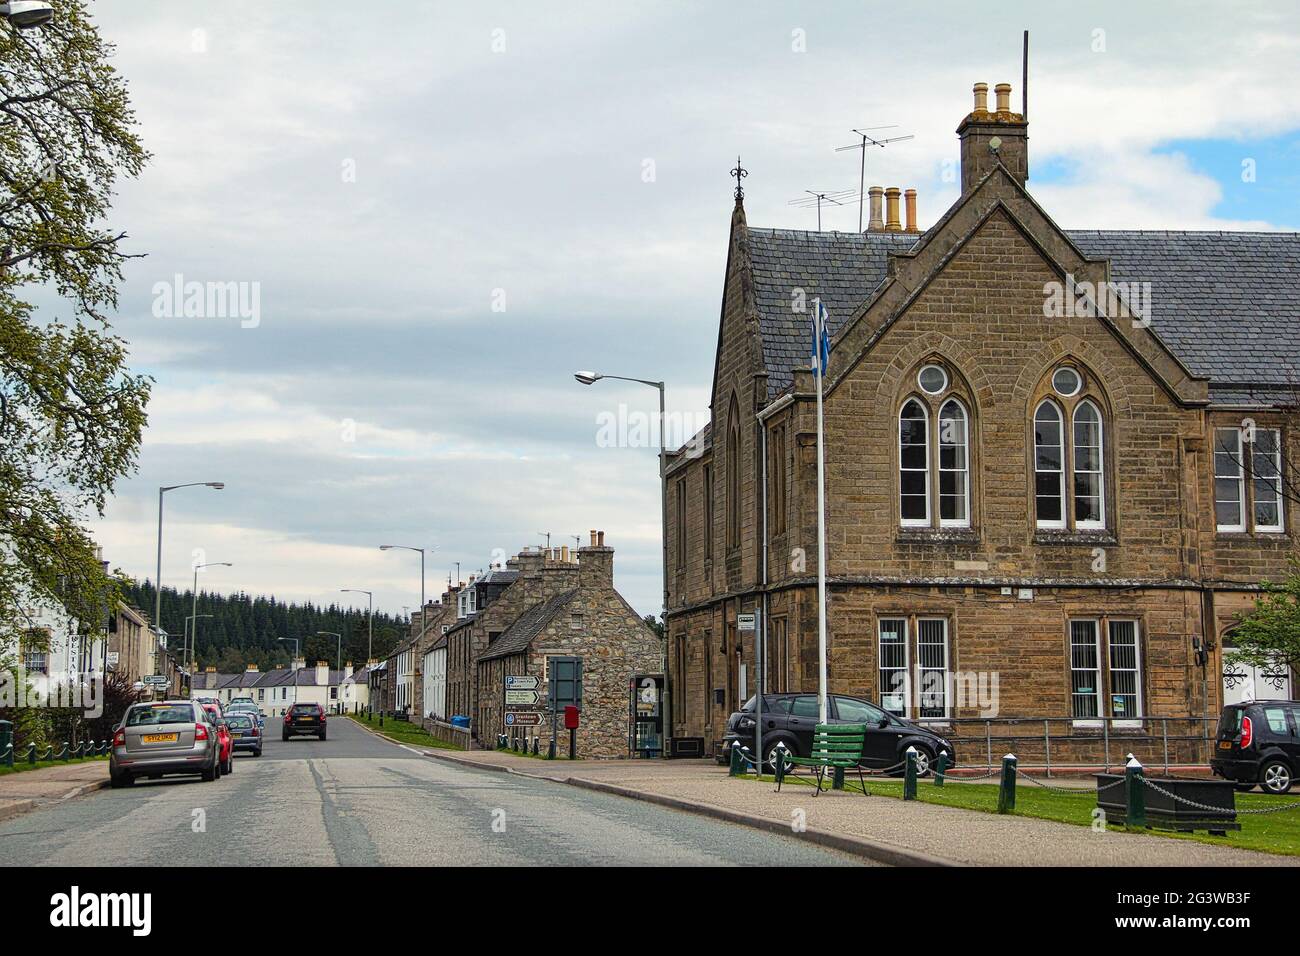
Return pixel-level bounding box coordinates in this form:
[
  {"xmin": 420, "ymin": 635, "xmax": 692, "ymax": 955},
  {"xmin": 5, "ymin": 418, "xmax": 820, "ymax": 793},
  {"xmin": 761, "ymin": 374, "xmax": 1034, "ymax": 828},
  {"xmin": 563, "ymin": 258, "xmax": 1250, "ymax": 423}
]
[
  {"xmin": 995, "ymin": 82, "xmax": 1012, "ymax": 113},
  {"xmin": 904, "ymin": 189, "xmax": 918, "ymax": 233},
  {"xmin": 884, "ymin": 187, "xmax": 902, "ymax": 232},
  {"xmin": 597, "ymin": 530, "xmax": 605, "ymax": 547},
  {"xmin": 867, "ymin": 186, "xmax": 884, "ymax": 232},
  {"xmin": 973, "ymin": 82, "xmax": 989, "ymax": 112},
  {"xmin": 560, "ymin": 544, "xmax": 570, "ymax": 562},
  {"xmin": 589, "ymin": 529, "xmax": 597, "ymax": 547}
]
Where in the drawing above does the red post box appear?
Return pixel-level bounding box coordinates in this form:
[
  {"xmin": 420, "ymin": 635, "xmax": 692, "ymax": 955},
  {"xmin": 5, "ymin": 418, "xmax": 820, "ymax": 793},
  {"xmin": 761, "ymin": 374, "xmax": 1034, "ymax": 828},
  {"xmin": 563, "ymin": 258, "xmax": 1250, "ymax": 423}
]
[{"xmin": 563, "ymin": 705, "xmax": 581, "ymax": 730}]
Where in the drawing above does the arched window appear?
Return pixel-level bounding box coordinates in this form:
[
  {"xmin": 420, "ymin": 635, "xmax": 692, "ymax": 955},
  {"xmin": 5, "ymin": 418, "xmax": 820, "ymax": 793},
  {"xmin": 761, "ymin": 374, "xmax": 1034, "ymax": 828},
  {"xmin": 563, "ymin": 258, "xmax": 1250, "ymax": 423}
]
[
  {"xmin": 1072, "ymin": 400, "xmax": 1104, "ymax": 528},
  {"xmin": 899, "ymin": 399, "xmax": 930, "ymax": 525},
  {"xmin": 938, "ymin": 399, "xmax": 970, "ymax": 526},
  {"xmin": 1034, "ymin": 400, "xmax": 1065, "ymax": 529}
]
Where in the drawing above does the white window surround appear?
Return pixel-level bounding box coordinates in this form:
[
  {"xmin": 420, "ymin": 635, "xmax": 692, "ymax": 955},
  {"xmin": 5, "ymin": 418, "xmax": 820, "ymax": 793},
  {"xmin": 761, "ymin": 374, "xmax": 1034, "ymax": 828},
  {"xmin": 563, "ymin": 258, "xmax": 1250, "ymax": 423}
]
[
  {"xmin": 1069, "ymin": 619, "xmax": 1102, "ymax": 726},
  {"xmin": 878, "ymin": 618, "xmax": 910, "ymax": 717},
  {"xmin": 1034, "ymin": 400, "xmax": 1066, "ymax": 530},
  {"xmin": 899, "ymin": 400, "xmax": 930, "ymax": 526},
  {"xmin": 938, "ymin": 399, "xmax": 971, "ymax": 528},
  {"xmin": 1072, "ymin": 400, "xmax": 1106, "ymax": 530},
  {"xmin": 916, "ymin": 618, "xmax": 950, "ymax": 720},
  {"xmin": 1214, "ymin": 427, "xmax": 1247, "ymax": 532},
  {"xmin": 1253, "ymin": 428, "xmax": 1285, "ymax": 534},
  {"xmin": 1107, "ymin": 619, "xmax": 1143, "ymax": 729}
]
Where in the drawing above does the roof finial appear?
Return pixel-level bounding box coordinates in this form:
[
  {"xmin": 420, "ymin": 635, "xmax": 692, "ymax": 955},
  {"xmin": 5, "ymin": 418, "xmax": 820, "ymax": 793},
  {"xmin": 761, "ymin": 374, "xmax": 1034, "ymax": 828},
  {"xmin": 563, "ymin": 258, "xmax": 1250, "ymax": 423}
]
[{"xmin": 730, "ymin": 154, "xmax": 748, "ymax": 201}]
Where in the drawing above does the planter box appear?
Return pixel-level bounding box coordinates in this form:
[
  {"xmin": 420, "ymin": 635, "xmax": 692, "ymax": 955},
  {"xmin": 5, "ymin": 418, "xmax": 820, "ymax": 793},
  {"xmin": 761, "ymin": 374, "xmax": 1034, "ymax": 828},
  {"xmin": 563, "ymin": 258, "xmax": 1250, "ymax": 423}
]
[{"xmin": 1095, "ymin": 774, "xmax": 1239, "ymax": 835}]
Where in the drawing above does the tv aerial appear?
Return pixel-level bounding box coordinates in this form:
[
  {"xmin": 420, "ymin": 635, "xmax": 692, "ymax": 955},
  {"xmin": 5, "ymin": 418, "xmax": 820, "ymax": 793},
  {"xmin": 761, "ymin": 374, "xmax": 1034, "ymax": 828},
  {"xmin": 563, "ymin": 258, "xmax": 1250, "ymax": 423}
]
[
  {"xmin": 787, "ymin": 188, "xmax": 858, "ymax": 230},
  {"xmin": 834, "ymin": 126, "xmax": 915, "ymax": 231}
]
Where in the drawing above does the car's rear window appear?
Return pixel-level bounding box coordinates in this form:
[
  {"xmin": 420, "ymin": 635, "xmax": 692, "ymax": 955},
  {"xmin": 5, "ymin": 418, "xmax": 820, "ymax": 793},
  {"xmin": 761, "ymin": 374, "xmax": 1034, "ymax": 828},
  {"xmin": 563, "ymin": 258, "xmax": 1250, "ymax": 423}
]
[
  {"xmin": 126, "ymin": 704, "xmax": 194, "ymax": 726},
  {"xmin": 1262, "ymin": 705, "xmax": 1289, "ymax": 734},
  {"xmin": 226, "ymin": 715, "xmax": 253, "ymax": 729},
  {"xmin": 1218, "ymin": 707, "xmax": 1243, "ymax": 736},
  {"xmin": 290, "ymin": 704, "xmax": 318, "ymax": 713}
]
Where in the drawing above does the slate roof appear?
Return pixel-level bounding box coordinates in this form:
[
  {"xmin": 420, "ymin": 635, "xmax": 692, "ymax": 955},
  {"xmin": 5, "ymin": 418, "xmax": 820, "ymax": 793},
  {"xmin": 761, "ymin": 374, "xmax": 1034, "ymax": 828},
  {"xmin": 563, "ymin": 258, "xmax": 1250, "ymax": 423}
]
[
  {"xmin": 478, "ymin": 590, "xmax": 578, "ymax": 662},
  {"xmin": 746, "ymin": 226, "xmax": 1300, "ymax": 403},
  {"xmin": 189, "ymin": 666, "xmax": 345, "ymax": 689}
]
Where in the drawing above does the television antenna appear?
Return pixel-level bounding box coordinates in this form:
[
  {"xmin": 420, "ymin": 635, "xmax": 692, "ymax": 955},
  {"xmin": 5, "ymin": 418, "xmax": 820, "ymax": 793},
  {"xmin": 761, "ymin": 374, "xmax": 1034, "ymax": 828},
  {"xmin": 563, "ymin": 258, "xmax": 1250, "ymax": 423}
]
[
  {"xmin": 834, "ymin": 126, "xmax": 915, "ymax": 231},
  {"xmin": 787, "ymin": 188, "xmax": 858, "ymax": 230}
]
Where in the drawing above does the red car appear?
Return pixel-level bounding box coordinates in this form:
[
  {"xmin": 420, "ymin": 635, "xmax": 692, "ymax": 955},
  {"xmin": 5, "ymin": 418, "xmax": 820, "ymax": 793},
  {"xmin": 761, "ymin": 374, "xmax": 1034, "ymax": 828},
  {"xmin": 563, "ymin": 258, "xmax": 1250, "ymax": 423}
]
[{"xmin": 199, "ymin": 702, "xmax": 234, "ymax": 776}]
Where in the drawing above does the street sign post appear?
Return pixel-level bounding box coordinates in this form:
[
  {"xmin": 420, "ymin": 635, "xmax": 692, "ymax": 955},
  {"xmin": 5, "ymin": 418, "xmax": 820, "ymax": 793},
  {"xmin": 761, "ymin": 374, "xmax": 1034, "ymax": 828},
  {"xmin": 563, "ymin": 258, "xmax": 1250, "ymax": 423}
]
[
  {"xmin": 737, "ymin": 612, "xmax": 756, "ymax": 632},
  {"xmin": 143, "ymin": 675, "xmax": 169, "ymax": 687},
  {"xmin": 505, "ymin": 689, "xmax": 540, "ymax": 706},
  {"xmin": 504, "ymin": 711, "xmax": 544, "ymax": 727},
  {"xmin": 505, "ymin": 675, "xmax": 540, "ymax": 691}
]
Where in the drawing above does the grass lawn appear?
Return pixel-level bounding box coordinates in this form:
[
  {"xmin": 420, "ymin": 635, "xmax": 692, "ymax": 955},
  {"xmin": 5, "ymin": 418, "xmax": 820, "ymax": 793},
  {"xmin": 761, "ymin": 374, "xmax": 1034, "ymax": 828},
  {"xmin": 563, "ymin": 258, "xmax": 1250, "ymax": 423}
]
[
  {"xmin": 347, "ymin": 713, "xmax": 463, "ymax": 750},
  {"xmin": 0, "ymin": 754, "xmax": 108, "ymax": 777},
  {"xmin": 740, "ymin": 770, "xmax": 1300, "ymax": 857}
]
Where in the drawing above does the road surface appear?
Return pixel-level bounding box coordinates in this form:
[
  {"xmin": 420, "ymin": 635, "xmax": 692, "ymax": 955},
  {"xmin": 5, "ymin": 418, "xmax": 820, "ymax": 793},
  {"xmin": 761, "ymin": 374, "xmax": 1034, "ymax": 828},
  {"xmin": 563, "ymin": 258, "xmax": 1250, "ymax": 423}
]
[{"xmin": 0, "ymin": 714, "xmax": 869, "ymax": 866}]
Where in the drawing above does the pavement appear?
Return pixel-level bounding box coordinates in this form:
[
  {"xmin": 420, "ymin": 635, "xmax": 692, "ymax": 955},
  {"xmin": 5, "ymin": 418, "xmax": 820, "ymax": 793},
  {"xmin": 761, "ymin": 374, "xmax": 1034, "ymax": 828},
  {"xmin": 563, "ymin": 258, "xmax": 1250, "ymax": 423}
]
[
  {"xmin": 0, "ymin": 761, "xmax": 109, "ymax": 824},
  {"xmin": 412, "ymin": 746, "xmax": 1300, "ymax": 867},
  {"xmin": 0, "ymin": 716, "xmax": 867, "ymax": 867}
]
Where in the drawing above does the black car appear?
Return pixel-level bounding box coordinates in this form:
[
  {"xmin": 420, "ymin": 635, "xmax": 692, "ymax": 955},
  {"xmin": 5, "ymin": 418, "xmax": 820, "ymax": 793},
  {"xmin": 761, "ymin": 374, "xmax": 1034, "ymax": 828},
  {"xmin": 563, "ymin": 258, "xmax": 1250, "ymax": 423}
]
[
  {"xmin": 282, "ymin": 703, "xmax": 327, "ymax": 741},
  {"xmin": 1210, "ymin": 700, "xmax": 1300, "ymax": 794},
  {"xmin": 719, "ymin": 693, "xmax": 956, "ymax": 776}
]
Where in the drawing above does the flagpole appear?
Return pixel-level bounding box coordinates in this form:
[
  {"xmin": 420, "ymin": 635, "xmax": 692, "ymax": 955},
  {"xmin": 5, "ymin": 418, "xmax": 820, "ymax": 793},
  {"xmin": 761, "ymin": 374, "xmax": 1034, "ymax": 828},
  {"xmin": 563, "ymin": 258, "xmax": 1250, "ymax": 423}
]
[{"xmin": 813, "ymin": 299, "xmax": 829, "ymax": 726}]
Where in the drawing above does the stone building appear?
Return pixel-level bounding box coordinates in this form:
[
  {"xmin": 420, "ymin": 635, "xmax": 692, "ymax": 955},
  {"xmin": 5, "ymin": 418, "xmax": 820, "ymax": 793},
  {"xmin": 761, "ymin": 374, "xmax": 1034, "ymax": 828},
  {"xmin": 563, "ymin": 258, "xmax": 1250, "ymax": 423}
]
[
  {"xmin": 106, "ymin": 603, "xmax": 151, "ymax": 686},
  {"xmin": 476, "ymin": 532, "xmax": 663, "ymax": 758},
  {"xmin": 664, "ymin": 79, "xmax": 1300, "ymax": 760}
]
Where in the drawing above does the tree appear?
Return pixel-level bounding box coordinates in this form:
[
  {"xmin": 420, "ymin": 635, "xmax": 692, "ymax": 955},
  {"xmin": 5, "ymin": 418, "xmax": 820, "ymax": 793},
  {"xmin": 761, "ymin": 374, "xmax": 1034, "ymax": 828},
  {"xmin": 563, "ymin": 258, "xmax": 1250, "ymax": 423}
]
[
  {"xmin": 1227, "ymin": 558, "xmax": 1300, "ymax": 676},
  {"xmin": 0, "ymin": 3, "xmax": 150, "ymax": 644},
  {"xmin": 642, "ymin": 614, "xmax": 664, "ymax": 640}
]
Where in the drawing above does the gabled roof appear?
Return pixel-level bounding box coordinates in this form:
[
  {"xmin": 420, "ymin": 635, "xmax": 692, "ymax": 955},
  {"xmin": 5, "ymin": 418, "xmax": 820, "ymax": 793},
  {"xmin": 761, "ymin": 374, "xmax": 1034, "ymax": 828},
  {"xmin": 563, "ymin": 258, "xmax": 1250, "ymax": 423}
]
[
  {"xmin": 745, "ymin": 225, "xmax": 1300, "ymax": 405},
  {"xmin": 478, "ymin": 590, "xmax": 578, "ymax": 662}
]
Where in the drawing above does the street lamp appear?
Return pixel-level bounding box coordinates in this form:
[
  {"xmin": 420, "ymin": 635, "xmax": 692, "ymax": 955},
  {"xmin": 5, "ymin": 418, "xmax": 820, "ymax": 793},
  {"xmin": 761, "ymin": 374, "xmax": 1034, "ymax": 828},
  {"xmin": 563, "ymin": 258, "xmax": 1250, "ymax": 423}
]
[
  {"xmin": 183, "ymin": 613, "xmax": 212, "ymax": 674},
  {"xmin": 153, "ymin": 481, "xmax": 224, "ymax": 674},
  {"xmin": 278, "ymin": 637, "xmax": 300, "ymax": 711},
  {"xmin": 340, "ymin": 589, "xmax": 373, "ymax": 662},
  {"xmin": 573, "ymin": 370, "xmax": 670, "ymax": 750},
  {"xmin": 379, "ymin": 545, "xmax": 428, "ymax": 629},
  {"xmin": 0, "ymin": 2, "xmax": 54, "ymax": 29},
  {"xmin": 189, "ymin": 562, "xmax": 232, "ymax": 672},
  {"xmin": 317, "ymin": 631, "xmax": 343, "ymax": 712}
]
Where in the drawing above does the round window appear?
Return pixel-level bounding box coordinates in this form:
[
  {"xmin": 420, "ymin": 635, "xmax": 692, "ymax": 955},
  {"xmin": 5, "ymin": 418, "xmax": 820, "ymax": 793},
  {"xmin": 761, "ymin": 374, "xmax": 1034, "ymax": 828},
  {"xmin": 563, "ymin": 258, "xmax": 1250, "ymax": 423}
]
[
  {"xmin": 1052, "ymin": 366, "xmax": 1082, "ymax": 397},
  {"xmin": 917, "ymin": 364, "xmax": 948, "ymax": 395}
]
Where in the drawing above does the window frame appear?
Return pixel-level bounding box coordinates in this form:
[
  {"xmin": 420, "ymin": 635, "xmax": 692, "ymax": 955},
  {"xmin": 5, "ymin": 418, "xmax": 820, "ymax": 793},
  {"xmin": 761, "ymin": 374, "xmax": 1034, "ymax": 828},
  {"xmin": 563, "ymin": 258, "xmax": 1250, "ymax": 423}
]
[
  {"xmin": 1068, "ymin": 618, "xmax": 1102, "ymax": 724},
  {"xmin": 674, "ymin": 476, "xmax": 687, "ymax": 570},
  {"xmin": 877, "ymin": 617, "xmax": 911, "ymax": 717},
  {"xmin": 898, "ymin": 399, "xmax": 931, "ymax": 527},
  {"xmin": 702, "ymin": 463, "xmax": 714, "ymax": 561},
  {"xmin": 1214, "ymin": 426, "xmax": 1247, "ymax": 533},
  {"xmin": 1071, "ymin": 399, "xmax": 1106, "ymax": 531},
  {"xmin": 916, "ymin": 617, "xmax": 951, "ymax": 719},
  {"xmin": 937, "ymin": 398, "xmax": 971, "ymax": 528},
  {"xmin": 1034, "ymin": 399, "xmax": 1067, "ymax": 530},
  {"xmin": 1068, "ymin": 616, "xmax": 1145, "ymax": 727},
  {"xmin": 1106, "ymin": 619, "xmax": 1143, "ymax": 728},
  {"xmin": 1252, "ymin": 427, "xmax": 1285, "ymax": 534},
  {"xmin": 769, "ymin": 424, "xmax": 788, "ymax": 537}
]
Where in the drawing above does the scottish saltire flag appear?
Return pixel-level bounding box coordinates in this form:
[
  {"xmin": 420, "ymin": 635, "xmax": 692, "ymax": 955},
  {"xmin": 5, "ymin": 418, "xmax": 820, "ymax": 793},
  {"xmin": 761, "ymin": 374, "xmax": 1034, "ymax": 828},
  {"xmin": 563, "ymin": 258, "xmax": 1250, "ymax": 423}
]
[{"xmin": 810, "ymin": 297, "xmax": 830, "ymax": 375}]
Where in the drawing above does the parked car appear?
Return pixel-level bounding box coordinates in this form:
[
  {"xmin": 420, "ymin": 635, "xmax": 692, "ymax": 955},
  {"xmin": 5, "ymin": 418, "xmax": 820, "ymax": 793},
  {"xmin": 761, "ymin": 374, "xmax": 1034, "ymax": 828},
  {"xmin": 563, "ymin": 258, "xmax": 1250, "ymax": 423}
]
[
  {"xmin": 223, "ymin": 712, "xmax": 263, "ymax": 758},
  {"xmin": 198, "ymin": 701, "xmax": 234, "ymax": 776},
  {"xmin": 283, "ymin": 702, "xmax": 327, "ymax": 741},
  {"xmin": 719, "ymin": 693, "xmax": 957, "ymax": 776},
  {"xmin": 226, "ymin": 700, "xmax": 263, "ymax": 725},
  {"xmin": 110, "ymin": 700, "xmax": 220, "ymax": 787},
  {"xmin": 1210, "ymin": 700, "xmax": 1300, "ymax": 794}
]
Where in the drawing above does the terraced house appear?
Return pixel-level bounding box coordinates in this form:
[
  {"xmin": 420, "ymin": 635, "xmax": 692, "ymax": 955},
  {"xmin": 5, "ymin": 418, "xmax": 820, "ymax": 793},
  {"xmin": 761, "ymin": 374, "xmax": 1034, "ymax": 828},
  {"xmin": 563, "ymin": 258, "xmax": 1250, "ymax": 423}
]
[{"xmin": 664, "ymin": 80, "xmax": 1300, "ymax": 760}]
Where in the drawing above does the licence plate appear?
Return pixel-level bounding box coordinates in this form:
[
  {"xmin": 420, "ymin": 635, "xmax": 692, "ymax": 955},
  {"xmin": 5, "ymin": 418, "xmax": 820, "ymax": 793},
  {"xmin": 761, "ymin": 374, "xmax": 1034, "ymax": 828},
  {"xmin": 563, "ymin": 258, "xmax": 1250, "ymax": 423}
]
[
  {"xmin": 142, "ymin": 733, "xmax": 178, "ymax": 744},
  {"xmin": 1219, "ymin": 740, "xmax": 1232, "ymax": 750},
  {"xmin": 231, "ymin": 732, "xmax": 243, "ymax": 738},
  {"xmin": 298, "ymin": 717, "xmax": 312, "ymax": 722}
]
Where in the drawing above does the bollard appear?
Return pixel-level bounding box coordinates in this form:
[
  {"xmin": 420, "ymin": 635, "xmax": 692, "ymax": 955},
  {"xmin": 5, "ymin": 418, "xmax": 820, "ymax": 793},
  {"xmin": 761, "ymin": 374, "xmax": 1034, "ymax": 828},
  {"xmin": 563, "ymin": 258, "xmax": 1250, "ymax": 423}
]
[
  {"xmin": 774, "ymin": 744, "xmax": 787, "ymax": 787},
  {"xmin": 740, "ymin": 746, "xmax": 753, "ymax": 775},
  {"xmin": 27, "ymin": 743, "xmax": 36, "ymax": 765},
  {"xmin": 934, "ymin": 750, "xmax": 948, "ymax": 788},
  {"xmin": 379, "ymin": 712, "xmax": 384, "ymax": 728},
  {"xmin": 728, "ymin": 740, "xmax": 743, "ymax": 777},
  {"xmin": 0, "ymin": 720, "xmax": 12, "ymax": 769},
  {"xmin": 904, "ymin": 746, "xmax": 918, "ymax": 800},
  {"xmin": 532, "ymin": 736, "xmax": 539, "ymax": 756},
  {"xmin": 997, "ymin": 753, "xmax": 1017, "ymax": 814},
  {"xmin": 60, "ymin": 742, "xmax": 70, "ymax": 762},
  {"xmin": 1125, "ymin": 755, "xmax": 1146, "ymax": 830},
  {"xmin": 546, "ymin": 734, "xmax": 556, "ymax": 760}
]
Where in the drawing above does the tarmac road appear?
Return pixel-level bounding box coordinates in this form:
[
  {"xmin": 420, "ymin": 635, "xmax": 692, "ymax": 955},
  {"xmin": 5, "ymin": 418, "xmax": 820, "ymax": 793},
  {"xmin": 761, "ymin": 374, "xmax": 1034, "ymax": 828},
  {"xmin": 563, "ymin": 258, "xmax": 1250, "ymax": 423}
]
[{"xmin": 0, "ymin": 714, "xmax": 871, "ymax": 867}]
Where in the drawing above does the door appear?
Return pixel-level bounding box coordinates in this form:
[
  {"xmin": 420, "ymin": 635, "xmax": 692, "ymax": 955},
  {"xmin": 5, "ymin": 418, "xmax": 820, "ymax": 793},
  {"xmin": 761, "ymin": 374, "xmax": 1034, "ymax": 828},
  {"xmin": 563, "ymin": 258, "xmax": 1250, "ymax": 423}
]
[
  {"xmin": 1223, "ymin": 644, "xmax": 1291, "ymax": 705},
  {"xmin": 834, "ymin": 696, "xmax": 900, "ymax": 767},
  {"xmin": 786, "ymin": 695, "xmax": 820, "ymax": 755}
]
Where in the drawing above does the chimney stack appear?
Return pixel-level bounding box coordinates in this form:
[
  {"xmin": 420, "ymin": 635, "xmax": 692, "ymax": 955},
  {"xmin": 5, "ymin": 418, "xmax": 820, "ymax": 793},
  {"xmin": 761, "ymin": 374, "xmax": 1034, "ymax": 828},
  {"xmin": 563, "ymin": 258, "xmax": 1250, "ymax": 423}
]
[
  {"xmin": 316, "ymin": 661, "xmax": 329, "ymax": 687},
  {"xmin": 957, "ymin": 80, "xmax": 1028, "ymax": 192},
  {"xmin": 904, "ymin": 189, "xmax": 918, "ymax": 233},
  {"xmin": 884, "ymin": 187, "xmax": 902, "ymax": 231},
  {"xmin": 866, "ymin": 186, "xmax": 884, "ymax": 232},
  {"xmin": 578, "ymin": 531, "xmax": 614, "ymax": 589}
]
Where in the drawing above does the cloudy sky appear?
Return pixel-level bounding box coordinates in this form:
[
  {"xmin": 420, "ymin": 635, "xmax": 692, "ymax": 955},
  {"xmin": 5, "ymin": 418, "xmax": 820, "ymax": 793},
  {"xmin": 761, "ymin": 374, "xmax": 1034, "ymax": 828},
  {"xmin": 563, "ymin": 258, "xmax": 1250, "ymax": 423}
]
[{"xmin": 79, "ymin": 0, "xmax": 1300, "ymax": 620}]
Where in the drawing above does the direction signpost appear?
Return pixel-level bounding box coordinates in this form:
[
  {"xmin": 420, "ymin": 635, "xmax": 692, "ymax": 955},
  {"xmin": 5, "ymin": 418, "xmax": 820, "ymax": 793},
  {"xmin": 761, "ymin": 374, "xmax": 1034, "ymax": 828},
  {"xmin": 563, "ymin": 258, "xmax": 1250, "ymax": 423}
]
[
  {"xmin": 504, "ymin": 711, "xmax": 544, "ymax": 727},
  {"xmin": 505, "ymin": 689, "xmax": 540, "ymax": 706}
]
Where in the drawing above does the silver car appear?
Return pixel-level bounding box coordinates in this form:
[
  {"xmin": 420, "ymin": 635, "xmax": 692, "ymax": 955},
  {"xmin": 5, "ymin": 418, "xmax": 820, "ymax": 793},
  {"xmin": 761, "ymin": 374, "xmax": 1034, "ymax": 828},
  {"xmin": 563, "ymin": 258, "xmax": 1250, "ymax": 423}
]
[{"xmin": 110, "ymin": 700, "xmax": 220, "ymax": 787}]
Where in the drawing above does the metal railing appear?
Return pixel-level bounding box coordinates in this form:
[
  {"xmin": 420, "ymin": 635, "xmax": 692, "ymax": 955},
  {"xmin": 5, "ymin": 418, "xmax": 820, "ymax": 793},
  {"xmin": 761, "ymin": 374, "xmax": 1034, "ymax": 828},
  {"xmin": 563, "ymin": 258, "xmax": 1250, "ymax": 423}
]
[{"xmin": 919, "ymin": 715, "xmax": 1220, "ymax": 776}]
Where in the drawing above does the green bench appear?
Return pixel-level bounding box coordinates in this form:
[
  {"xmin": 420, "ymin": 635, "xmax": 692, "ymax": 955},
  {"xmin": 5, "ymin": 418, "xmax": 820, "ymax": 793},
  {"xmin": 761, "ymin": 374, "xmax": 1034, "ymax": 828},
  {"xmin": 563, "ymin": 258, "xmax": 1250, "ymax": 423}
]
[{"xmin": 775, "ymin": 723, "xmax": 867, "ymax": 795}]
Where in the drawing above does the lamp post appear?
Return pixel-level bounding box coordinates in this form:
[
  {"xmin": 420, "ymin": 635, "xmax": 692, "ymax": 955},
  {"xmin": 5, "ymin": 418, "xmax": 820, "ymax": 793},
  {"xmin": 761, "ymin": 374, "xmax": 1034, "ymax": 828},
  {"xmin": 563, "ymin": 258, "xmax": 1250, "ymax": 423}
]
[
  {"xmin": 278, "ymin": 637, "xmax": 300, "ymax": 712},
  {"xmin": 0, "ymin": 2, "xmax": 54, "ymax": 29},
  {"xmin": 184, "ymin": 613, "xmax": 212, "ymax": 675},
  {"xmin": 190, "ymin": 562, "xmax": 231, "ymax": 672},
  {"xmin": 574, "ymin": 370, "xmax": 670, "ymax": 753},
  {"xmin": 340, "ymin": 589, "xmax": 373, "ymax": 661},
  {"xmin": 318, "ymin": 631, "xmax": 342, "ymax": 712},
  {"xmin": 153, "ymin": 481, "xmax": 224, "ymax": 675},
  {"xmin": 379, "ymin": 545, "xmax": 428, "ymax": 629}
]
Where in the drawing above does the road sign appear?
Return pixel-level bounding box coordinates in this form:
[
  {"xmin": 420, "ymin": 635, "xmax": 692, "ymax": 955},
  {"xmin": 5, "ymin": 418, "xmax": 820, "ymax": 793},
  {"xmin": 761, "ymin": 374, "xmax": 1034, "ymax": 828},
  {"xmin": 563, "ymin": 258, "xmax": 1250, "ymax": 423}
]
[
  {"xmin": 504, "ymin": 711, "xmax": 544, "ymax": 727},
  {"xmin": 505, "ymin": 675, "xmax": 539, "ymax": 690},
  {"xmin": 143, "ymin": 675, "xmax": 169, "ymax": 687},
  {"xmin": 505, "ymin": 689, "xmax": 540, "ymax": 706},
  {"xmin": 738, "ymin": 612, "xmax": 756, "ymax": 632}
]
